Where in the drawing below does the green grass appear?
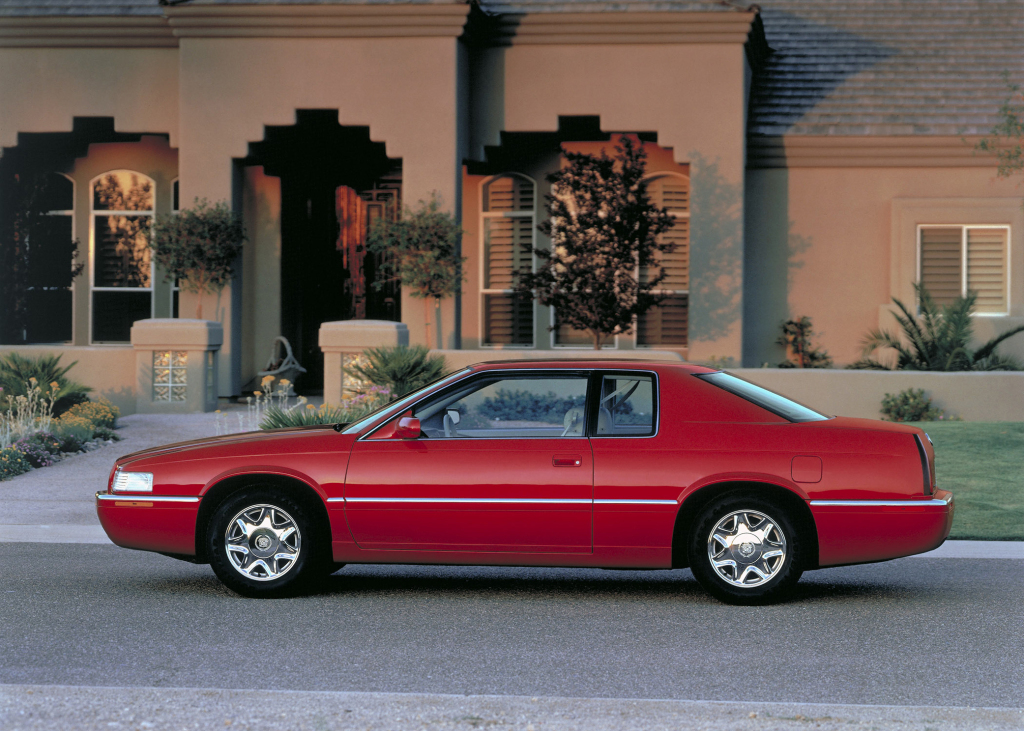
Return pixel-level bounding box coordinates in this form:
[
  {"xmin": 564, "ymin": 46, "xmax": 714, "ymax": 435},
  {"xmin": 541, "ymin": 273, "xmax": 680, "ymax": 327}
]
[{"xmin": 905, "ymin": 422, "xmax": 1024, "ymax": 540}]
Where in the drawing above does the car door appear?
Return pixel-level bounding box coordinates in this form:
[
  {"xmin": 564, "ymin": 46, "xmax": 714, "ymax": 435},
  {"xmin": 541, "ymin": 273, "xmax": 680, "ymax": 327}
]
[
  {"xmin": 588, "ymin": 370, "xmax": 680, "ymax": 564},
  {"xmin": 343, "ymin": 370, "xmax": 594, "ymax": 554}
]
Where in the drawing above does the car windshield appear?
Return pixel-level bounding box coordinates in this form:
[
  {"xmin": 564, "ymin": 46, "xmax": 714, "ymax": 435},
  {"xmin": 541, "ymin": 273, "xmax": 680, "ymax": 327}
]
[
  {"xmin": 341, "ymin": 368, "xmax": 472, "ymax": 435},
  {"xmin": 696, "ymin": 372, "xmax": 829, "ymax": 423}
]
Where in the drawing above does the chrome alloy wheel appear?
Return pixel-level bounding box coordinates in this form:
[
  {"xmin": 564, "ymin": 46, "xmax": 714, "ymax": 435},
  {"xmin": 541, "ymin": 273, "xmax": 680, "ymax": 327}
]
[
  {"xmin": 224, "ymin": 504, "xmax": 302, "ymax": 581},
  {"xmin": 706, "ymin": 509, "xmax": 787, "ymax": 588}
]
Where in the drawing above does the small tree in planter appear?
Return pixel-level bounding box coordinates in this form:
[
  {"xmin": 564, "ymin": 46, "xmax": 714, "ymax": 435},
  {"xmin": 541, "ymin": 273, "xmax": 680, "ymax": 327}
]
[
  {"xmin": 366, "ymin": 194, "xmax": 464, "ymax": 349},
  {"xmin": 515, "ymin": 135, "xmax": 676, "ymax": 349},
  {"xmin": 777, "ymin": 316, "xmax": 833, "ymax": 368},
  {"xmin": 147, "ymin": 199, "xmax": 245, "ymax": 320}
]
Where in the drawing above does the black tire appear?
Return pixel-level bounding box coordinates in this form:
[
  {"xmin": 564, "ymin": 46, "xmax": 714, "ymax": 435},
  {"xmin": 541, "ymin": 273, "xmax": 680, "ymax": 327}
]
[
  {"xmin": 688, "ymin": 493, "xmax": 804, "ymax": 605},
  {"xmin": 207, "ymin": 487, "xmax": 328, "ymax": 598}
]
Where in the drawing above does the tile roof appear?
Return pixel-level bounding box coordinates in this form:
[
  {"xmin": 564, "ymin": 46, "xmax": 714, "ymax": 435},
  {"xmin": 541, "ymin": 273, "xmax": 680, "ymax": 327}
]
[
  {"xmin": 0, "ymin": 0, "xmax": 455, "ymax": 16},
  {"xmin": 750, "ymin": 0, "xmax": 1024, "ymax": 136},
  {"xmin": 0, "ymin": 0, "xmax": 162, "ymax": 16},
  {"xmin": 477, "ymin": 1, "xmax": 742, "ymax": 12}
]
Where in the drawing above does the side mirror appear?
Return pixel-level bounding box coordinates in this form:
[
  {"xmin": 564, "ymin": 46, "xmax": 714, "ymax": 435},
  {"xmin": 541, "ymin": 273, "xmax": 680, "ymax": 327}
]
[
  {"xmin": 394, "ymin": 416, "xmax": 421, "ymax": 440},
  {"xmin": 445, "ymin": 409, "xmax": 461, "ymax": 425}
]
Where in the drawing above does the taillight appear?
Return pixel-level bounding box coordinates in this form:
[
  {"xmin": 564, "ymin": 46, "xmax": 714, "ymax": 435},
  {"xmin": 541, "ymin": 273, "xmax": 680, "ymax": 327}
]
[{"xmin": 913, "ymin": 434, "xmax": 933, "ymax": 496}]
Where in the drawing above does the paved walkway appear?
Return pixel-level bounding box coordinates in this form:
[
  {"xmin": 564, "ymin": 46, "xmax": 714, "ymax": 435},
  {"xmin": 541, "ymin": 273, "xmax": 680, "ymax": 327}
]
[
  {"xmin": 0, "ymin": 412, "xmax": 223, "ymax": 529},
  {"xmin": 2, "ymin": 412, "xmax": 1022, "ymax": 558}
]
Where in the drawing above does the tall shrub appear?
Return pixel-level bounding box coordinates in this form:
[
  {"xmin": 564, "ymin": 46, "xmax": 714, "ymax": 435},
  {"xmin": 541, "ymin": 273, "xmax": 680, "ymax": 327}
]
[
  {"xmin": 147, "ymin": 199, "xmax": 246, "ymax": 319},
  {"xmin": 515, "ymin": 136, "xmax": 676, "ymax": 349}
]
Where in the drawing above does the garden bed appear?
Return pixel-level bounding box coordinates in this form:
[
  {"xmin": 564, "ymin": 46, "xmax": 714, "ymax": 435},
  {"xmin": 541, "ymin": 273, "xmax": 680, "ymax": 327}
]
[{"xmin": 908, "ymin": 421, "xmax": 1024, "ymax": 540}]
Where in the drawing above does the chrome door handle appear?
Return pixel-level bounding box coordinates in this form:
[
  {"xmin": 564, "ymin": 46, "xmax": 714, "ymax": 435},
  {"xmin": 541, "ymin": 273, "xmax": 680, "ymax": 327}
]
[{"xmin": 552, "ymin": 455, "xmax": 583, "ymax": 467}]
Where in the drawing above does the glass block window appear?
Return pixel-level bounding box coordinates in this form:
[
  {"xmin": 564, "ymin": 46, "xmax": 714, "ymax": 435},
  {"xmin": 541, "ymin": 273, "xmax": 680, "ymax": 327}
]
[
  {"xmin": 91, "ymin": 170, "xmax": 154, "ymax": 343},
  {"xmin": 154, "ymin": 351, "xmax": 187, "ymax": 402},
  {"xmin": 637, "ymin": 173, "xmax": 690, "ymax": 347},
  {"xmin": 481, "ymin": 174, "xmax": 535, "ymax": 346}
]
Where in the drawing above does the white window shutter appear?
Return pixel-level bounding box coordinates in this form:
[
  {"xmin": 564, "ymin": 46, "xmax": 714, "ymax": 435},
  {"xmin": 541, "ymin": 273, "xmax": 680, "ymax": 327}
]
[
  {"xmin": 967, "ymin": 228, "xmax": 1008, "ymax": 314},
  {"xmin": 919, "ymin": 227, "xmax": 963, "ymax": 306}
]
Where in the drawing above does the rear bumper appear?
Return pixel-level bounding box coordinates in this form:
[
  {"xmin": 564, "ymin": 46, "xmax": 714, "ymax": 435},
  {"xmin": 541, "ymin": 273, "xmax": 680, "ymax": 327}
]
[
  {"xmin": 810, "ymin": 490, "xmax": 954, "ymax": 567},
  {"xmin": 96, "ymin": 492, "xmax": 199, "ymax": 556}
]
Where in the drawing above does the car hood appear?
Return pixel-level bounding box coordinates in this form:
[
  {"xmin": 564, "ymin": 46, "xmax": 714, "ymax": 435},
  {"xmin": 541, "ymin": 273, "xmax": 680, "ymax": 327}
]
[{"xmin": 116, "ymin": 424, "xmax": 340, "ymax": 466}]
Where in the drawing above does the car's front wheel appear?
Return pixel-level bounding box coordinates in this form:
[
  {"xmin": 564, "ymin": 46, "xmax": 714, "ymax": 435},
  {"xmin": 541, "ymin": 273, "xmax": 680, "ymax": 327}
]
[
  {"xmin": 688, "ymin": 493, "xmax": 804, "ymax": 605},
  {"xmin": 208, "ymin": 488, "xmax": 324, "ymax": 597}
]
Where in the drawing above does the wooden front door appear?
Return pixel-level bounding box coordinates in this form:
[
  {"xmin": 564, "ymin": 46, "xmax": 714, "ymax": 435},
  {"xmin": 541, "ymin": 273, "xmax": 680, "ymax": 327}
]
[{"xmin": 335, "ymin": 186, "xmax": 401, "ymax": 322}]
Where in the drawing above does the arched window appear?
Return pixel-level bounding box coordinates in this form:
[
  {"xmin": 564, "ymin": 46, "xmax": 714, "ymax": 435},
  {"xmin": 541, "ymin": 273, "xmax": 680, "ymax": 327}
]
[
  {"xmin": 481, "ymin": 174, "xmax": 535, "ymax": 346},
  {"xmin": 637, "ymin": 173, "xmax": 690, "ymax": 347},
  {"xmin": 90, "ymin": 170, "xmax": 155, "ymax": 343}
]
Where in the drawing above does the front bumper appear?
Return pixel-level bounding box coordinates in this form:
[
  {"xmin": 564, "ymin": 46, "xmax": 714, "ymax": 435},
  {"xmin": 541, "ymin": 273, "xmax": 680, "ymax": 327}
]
[
  {"xmin": 96, "ymin": 492, "xmax": 200, "ymax": 556},
  {"xmin": 810, "ymin": 490, "xmax": 954, "ymax": 567}
]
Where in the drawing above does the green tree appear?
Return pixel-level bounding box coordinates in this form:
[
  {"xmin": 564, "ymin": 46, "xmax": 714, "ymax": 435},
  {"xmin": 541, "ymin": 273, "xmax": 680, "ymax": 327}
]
[
  {"xmin": 146, "ymin": 199, "xmax": 246, "ymax": 319},
  {"xmin": 851, "ymin": 283, "xmax": 1024, "ymax": 371},
  {"xmin": 366, "ymin": 194, "xmax": 464, "ymax": 349},
  {"xmin": 515, "ymin": 136, "xmax": 675, "ymax": 349}
]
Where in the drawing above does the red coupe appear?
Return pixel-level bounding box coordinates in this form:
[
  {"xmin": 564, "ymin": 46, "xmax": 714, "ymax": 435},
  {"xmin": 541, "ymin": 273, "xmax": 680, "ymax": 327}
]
[{"xmin": 97, "ymin": 361, "xmax": 953, "ymax": 604}]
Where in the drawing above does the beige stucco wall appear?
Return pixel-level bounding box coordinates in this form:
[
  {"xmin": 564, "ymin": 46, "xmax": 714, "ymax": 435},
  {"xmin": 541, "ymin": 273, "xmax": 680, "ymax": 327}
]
[
  {"xmin": 240, "ymin": 166, "xmax": 282, "ymax": 390},
  {"xmin": 0, "ymin": 345, "xmax": 136, "ymax": 415},
  {"xmin": 732, "ymin": 368, "xmax": 1024, "ymax": 422},
  {"xmin": 0, "ymin": 48, "xmax": 179, "ymax": 149},
  {"xmin": 485, "ymin": 43, "xmax": 749, "ymax": 364},
  {"xmin": 745, "ymin": 165, "xmax": 1024, "ymax": 366},
  {"xmin": 174, "ymin": 35, "xmax": 466, "ymax": 393}
]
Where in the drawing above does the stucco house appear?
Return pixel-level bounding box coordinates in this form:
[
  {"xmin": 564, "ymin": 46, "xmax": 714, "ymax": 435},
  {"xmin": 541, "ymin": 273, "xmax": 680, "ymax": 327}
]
[{"xmin": 1, "ymin": 0, "xmax": 1021, "ymax": 409}]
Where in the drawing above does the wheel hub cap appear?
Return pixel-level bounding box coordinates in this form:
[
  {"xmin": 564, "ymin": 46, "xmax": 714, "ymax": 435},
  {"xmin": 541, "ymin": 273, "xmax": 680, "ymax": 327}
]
[
  {"xmin": 224, "ymin": 504, "xmax": 301, "ymax": 582},
  {"xmin": 707, "ymin": 510, "xmax": 786, "ymax": 588}
]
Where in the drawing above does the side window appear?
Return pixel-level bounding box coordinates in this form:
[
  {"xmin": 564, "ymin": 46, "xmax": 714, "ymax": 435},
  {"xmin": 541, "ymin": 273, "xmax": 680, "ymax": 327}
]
[
  {"xmin": 413, "ymin": 375, "xmax": 589, "ymax": 438},
  {"xmin": 595, "ymin": 374, "xmax": 656, "ymax": 437}
]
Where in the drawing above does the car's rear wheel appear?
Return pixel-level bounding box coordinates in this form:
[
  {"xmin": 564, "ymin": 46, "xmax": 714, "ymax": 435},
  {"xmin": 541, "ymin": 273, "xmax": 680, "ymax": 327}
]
[
  {"xmin": 688, "ymin": 493, "xmax": 804, "ymax": 605},
  {"xmin": 208, "ymin": 488, "xmax": 325, "ymax": 597}
]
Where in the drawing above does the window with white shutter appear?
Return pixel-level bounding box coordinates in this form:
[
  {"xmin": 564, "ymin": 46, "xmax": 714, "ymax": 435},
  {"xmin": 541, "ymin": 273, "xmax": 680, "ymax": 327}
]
[
  {"xmin": 637, "ymin": 173, "xmax": 690, "ymax": 346},
  {"xmin": 481, "ymin": 174, "xmax": 535, "ymax": 346},
  {"xmin": 918, "ymin": 225, "xmax": 1009, "ymax": 315}
]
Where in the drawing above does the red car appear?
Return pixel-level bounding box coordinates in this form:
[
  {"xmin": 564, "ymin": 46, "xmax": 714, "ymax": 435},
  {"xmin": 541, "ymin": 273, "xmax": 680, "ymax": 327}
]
[{"xmin": 97, "ymin": 361, "xmax": 953, "ymax": 604}]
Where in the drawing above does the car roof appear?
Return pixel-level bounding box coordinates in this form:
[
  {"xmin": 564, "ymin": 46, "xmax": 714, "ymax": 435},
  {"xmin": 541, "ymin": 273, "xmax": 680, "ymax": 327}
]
[{"xmin": 466, "ymin": 359, "xmax": 717, "ymax": 374}]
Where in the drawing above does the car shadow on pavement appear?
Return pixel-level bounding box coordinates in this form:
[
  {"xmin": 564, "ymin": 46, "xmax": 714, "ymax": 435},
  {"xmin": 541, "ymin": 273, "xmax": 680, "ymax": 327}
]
[{"xmin": 132, "ymin": 564, "xmax": 940, "ymax": 605}]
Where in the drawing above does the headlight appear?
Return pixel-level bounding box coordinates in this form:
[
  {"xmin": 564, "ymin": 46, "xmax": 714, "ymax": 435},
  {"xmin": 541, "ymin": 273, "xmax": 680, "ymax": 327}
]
[{"xmin": 112, "ymin": 470, "xmax": 154, "ymax": 493}]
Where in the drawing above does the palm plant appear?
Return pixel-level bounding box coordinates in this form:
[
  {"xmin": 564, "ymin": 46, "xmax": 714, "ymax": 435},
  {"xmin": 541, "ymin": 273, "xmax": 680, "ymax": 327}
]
[
  {"xmin": 344, "ymin": 345, "xmax": 447, "ymax": 398},
  {"xmin": 0, "ymin": 353, "xmax": 91, "ymax": 415},
  {"xmin": 851, "ymin": 283, "xmax": 1024, "ymax": 371}
]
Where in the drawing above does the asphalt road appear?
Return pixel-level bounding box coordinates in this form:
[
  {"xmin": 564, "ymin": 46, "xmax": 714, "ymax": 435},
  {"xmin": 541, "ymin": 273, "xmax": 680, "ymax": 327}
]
[{"xmin": 2, "ymin": 543, "xmax": 1022, "ymax": 710}]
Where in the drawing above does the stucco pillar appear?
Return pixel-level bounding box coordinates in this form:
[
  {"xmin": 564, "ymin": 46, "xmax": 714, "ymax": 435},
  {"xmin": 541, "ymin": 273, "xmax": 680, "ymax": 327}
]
[
  {"xmin": 131, "ymin": 319, "xmax": 222, "ymax": 413},
  {"xmin": 319, "ymin": 320, "xmax": 409, "ymax": 405}
]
